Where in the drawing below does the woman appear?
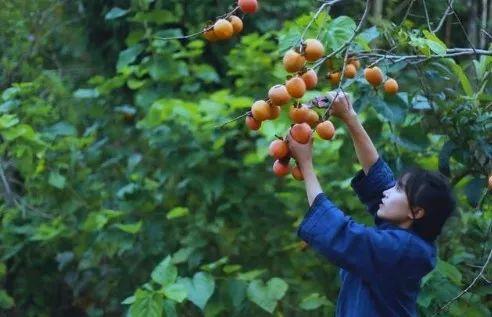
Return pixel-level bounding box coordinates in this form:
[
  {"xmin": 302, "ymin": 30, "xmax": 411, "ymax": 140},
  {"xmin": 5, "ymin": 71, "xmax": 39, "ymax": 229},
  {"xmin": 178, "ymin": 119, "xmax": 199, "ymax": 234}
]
[{"xmin": 287, "ymin": 91, "xmax": 456, "ymax": 316}]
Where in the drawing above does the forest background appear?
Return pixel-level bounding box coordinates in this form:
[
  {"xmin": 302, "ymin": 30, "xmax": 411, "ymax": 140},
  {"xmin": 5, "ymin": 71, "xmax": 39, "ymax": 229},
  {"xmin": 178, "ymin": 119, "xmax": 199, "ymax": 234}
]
[{"xmin": 0, "ymin": 0, "xmax": 491, "ymax": 316}]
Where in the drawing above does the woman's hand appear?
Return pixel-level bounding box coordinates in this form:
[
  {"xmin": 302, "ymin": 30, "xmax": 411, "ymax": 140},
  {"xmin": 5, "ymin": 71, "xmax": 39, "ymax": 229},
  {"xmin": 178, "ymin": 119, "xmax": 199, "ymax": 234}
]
[
  {"xmin": 327, "ymin": 90, "xmax": 357, "ymax": 122},
  {"xmin": 286, "ymin": 129, "xmax": 313, "ymax": 169}
]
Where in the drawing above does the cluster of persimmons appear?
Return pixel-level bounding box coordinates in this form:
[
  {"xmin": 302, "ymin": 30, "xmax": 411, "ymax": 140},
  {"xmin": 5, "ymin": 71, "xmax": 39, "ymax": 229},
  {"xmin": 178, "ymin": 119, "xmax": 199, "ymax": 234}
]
[{"xmin": 202, "ymin": 0, "xmax": 401, "ymax": 181}]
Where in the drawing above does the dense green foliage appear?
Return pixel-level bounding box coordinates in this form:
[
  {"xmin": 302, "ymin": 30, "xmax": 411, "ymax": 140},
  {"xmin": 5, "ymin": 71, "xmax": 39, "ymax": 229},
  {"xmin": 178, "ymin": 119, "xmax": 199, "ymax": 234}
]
[{"xmin": 0, "ymin": 0, "xmax": 491, "ymax": 316}]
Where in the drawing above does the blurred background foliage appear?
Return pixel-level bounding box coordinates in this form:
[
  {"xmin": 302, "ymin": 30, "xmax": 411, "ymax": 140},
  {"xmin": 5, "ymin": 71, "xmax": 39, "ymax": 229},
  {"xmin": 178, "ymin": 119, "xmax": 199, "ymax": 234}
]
[{"xmin": 0, "ymin": 0, "xmax": 491, "ymax": 316}]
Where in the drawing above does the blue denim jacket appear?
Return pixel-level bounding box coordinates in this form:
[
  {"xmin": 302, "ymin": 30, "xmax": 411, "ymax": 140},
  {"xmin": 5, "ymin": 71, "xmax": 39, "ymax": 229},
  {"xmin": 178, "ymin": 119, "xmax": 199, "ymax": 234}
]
[{"xmin": 297, "ymin": 158, "xmax": 436, "ymax": 317}]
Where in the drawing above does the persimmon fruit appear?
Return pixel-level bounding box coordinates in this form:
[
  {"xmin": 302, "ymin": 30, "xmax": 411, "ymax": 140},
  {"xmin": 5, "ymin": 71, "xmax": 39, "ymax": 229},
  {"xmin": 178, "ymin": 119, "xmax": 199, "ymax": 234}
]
[
  {"xmin": 283, "ymin": 50, "xmax": 305, "ymax": 73},
  {"xmin": 292, "ymin": 165, "xmax": 304, "ymax": 181},
  {"xmin": 304, "ymin": 39, "xmax": 325, "ymax": 61},
  {"xmin": 290, "ymin": 123, "xmax": 312, "ymax": 144},
  {"xmin": 268, "ymin": 105, "xmax": 281, "ymax": 120},
  {"xmin": 273, "ymin": 159, "xmax": 290, "ymax": 177},
  {"xmin": 286, "ymin": 76, "xmax": 306, "ymax": 99},
  {"xmin": 203, "ymin": 27, "xmax": 218, "ymax": 42},
  {"xmin": 348, "ymin": 58, "xmax": 361, "ymax": 69},
  {"xmin": 301, "ymin": 69, "xmax": 318, "ymax": 90},
  {"xmin": 384, "ymin": 78, "xmax": 399, "ymax": 95},
  {"xmin": 268, "ymin": 85, "xmax": 291, "ymax": 106},
  {"xmin": 229, "ymin": 15, "xmax": 243, "ymax": 34},
  {"xmin": 238, "ymin": 0, "xmax": 259, "ymax": 14},
  {"xmin": 364, "ymin": 66, "xmax": 384, "ymax": 87},
  {"xmin": 328, "ymin": 72, "xmax": 341, "ymax": 86},
  {"xmin": 306, "ymin": 110, "xmax": 319, "ymax": 127},
  {"xmin": 251, "ymin": 100, "xmax": 271, "ymax": 121},
  {"xmin": 213, "ymin": 19, "xmax": 234, "ymax": 40},
  {"xmin": 245, "ymin": 114, "xmax": 261, "ymax": 130},
  {"xmin": 269, "ymin": 139, "xmax": 289, "ymax": 159},
  {"xmin": 344, "ymin": 64, "xmax": 357, "ymax": 78},
  {"xmin": 289, "ymin": 105, "xmax": 310, "ymax": 123},
  {"xmin": 316, "ymin": 120, "xmax": 335, "ymax": 140}
]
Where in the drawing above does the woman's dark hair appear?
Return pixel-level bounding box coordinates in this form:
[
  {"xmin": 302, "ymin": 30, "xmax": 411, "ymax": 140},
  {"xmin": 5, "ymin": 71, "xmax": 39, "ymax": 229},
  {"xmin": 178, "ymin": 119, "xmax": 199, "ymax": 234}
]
[{"xmin": 397, "ymin": 167, "xmax": 456, "ymax": 242}]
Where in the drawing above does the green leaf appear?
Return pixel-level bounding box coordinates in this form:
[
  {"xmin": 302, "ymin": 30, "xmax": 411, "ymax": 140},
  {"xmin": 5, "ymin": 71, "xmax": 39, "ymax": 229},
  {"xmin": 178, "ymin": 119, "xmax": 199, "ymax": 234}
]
[
  {"xmin": 300, "ymin": 293, "xmax": 332, "ymax": 310},
  {"xmin": 438, "ymin": 140, "xmax": 456, "ymax": 177},
  {"xmin": 443, "ymin": 59, "xmax": 473, "ymax": 97},
  {"xmin": 0, "ymin": 290, "xmax": 14, "ymax": 309},
  {"xmin": 105, "ymin": 7, "xmax": 129, "ymax": 20},
  {"xmin": 0, "ymin": 263, "xmax": 6, "ymax": 279},
  {"xmin": 117, "ymin": 44, "xmax": 144, "ymax": 71},
  {"xmin": 464, "ymin": 177, "xmax": 486, "ymax": 207},
  {"xmin": 323, "ymin": 16, "xmax": 356, "ymax": 51},
  {"xmin": 73, "ymin": 88, "xmax": 99, "ymax": 99},
  {"xmin": 163, "ymin": 283, "xmax": 188, "ymax": 303},
  {"xmin": 246, "ymin": 277, "xmax": 288, "ymax": 313},
  {"xmin": 166, "ymin": 207, "xmax": 189, "ymax": 219},
  {"xmin": 237, "ymin": 269, "xmax": 266, "ymax": 281},
  {"xmin": 0, "ymin": 114, "xmax": 19, "ymax": 129},
  {"xmin": 151, "ymin": 256, "xmax": 177, "ymax": 287},
  {"xmin": 423, "ymin": 30, "xmax": 447, "ymax": 55},
  {"xmin": 130, "ymin": 290, "xmax": 163, "ymax": 317},
  {"xmin": 225, "ymin": 278, "xmax": 247, "ymax": 308},
  {"xmin": 48, "ymin": 172, "xmax": 66, "ymax": 189},
  {"xmin": 178, "ymin": 272, "xmax": 215, "ymax": 310},
  {"xmin": 122, "ymin": 295, "xmax": 136, "ymax": 305},
  {"xmin": 45, "ymin": 122, "xmax": 77, "ymax": 138},
  {"xmin": 115, "ymin": 220, "xmax": 142, "ymax": 234},
  {"xmin": 437, "ymin": 259, "xmax": 462, "ymax": 285},
  {"xmin": 83, "ymin": 212, "xmax": 108, "ymax": 231}
]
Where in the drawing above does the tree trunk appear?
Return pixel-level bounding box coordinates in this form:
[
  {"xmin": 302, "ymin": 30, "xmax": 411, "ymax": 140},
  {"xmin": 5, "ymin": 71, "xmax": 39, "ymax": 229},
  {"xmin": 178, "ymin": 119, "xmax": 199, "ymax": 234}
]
[
  {"xmin": 445, "ymin": 15, "xmax": 453, "ymax": 46},
  {"xmin": 480, "ymin": 0, "xmax": 489, "ymax": 48},
  {"xmin": 373, "ymin": 0, "xmax": 383, "ymax": 20}
]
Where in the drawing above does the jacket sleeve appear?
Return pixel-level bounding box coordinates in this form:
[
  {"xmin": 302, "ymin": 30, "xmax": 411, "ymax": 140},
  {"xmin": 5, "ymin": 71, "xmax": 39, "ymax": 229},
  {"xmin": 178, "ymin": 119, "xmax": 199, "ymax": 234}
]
[
  {"xmin": 350, "ymin": 157, "xmax": 396, "ymax": 223},
  {"xmin": 297, "ymin": 193, "xmax": 412, "ymax": 283}
]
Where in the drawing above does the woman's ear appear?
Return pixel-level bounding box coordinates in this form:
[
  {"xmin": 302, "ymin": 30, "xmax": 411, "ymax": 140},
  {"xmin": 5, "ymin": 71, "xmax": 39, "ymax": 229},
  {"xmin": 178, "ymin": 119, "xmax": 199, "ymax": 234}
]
[{"xmin": 409, "ymin": 207, "xmax": 425, "ymax": 220}]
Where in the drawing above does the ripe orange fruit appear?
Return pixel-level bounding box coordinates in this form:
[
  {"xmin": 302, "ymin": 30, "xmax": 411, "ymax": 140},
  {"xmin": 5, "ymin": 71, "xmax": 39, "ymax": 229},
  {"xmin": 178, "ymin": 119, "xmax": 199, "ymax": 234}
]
[
  {"xmin": 268, "ymin": 85, "xmax": 291, "ymax": 106},
  {"xmin": 384, "ymin": 78, "xmax": 399, "ymax": 94},
  {"xmin": 364, "ymin": 66, "xmax": 384, "ymax": 87},
  {"xmin": 245, "ymin": 114, "xmax": 261, "ymax": 130},
  {"xmin": 304, "ymin": 39, "xmax": 325, "ymax": 61},
  {"xmin": 229, "ymin": 15, "xmax": 243, "ymax": 34},
  {"xmin": 214, "ymin": 19, "xmax": 234, "ymax": 40},
  {"xmin": 306, "ymin": 109, "xmax": 319, "ymax": 127},
  {"xmin": 283, "ymin": 50, "xmax": 306, "ymax": 73},
  {"xmin": 269, "ymin": 139, "xmax": 289, "ymax": 159},
  {"xmin": 285, "ymin": 76, "xmax": 306, "ymax": 99},
  {"xmin": 251, "ymin": 100, "xmax": 271, "ymax": 121},
  {"xmin": 348, "ymin": 58, "xmax": 361, "ymax": 69},
  {"xmin": 238, "ymin": 0, "xmax": 259, "ymax": 14},
  {"xmin": 203, "ymin": 27, "xmax": 218, "ymax": 42},
  {"xmin": 268, "ymin": 105, "xmax": 281, "ymax": 120},
  {"xmin": 292, "ymin": 165, "xmax": 304, "ymax": 181},
  {"xmin": 273, "ymin": 159, "xmax": 290, "ymax": 177},
  {"xmin": 344, "ymin": 64, "xmax": 357, "ymax": 78},
  {"xmin": 290, "ymin": 123, "xmax": 312, "ymax": 144},
  {"xmin": 289, "ymin": 106, "xmax": 310, "ymax": 123},
  {"xmin": 301, "ymin": 69, "xmax": 318, "ymax": 90},
  {"xmin": 316, "ymin": 120, "xmax": 335, "ymax": 140},
  {"xmin": 328, "ymin": 72, "xmax": 341, "ymax": 86}
]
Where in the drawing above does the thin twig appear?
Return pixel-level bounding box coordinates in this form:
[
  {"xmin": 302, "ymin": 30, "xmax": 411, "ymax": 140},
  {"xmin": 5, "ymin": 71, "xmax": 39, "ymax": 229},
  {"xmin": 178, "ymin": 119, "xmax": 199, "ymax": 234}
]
[
  {"xmin": 214, "ymin": 112, "xmax": 249, "ymax": 129},
  {"xmin": 154, "ymin": 6, "xmax": 240, "ymax": 41},
  {"xmin": 432, "ymin": 0, "xmax": 455, "ymax": 33},
  {"xmin": 432, "ymin": 246, "xmax": 492, "ymax": 316},
  {"xmin": 312, "ymin": 0, "xmax": 372, "ymax": 70},
  {"xmin": 422, "ymin": 0, "xmax": 433, "ymax": 32}
]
